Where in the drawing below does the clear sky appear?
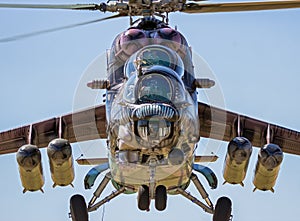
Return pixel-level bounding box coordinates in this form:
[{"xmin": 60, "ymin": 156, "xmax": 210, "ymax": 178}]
[{"xmin": 0, "ymin": 0, "xmax": 300, "ymax": 221}]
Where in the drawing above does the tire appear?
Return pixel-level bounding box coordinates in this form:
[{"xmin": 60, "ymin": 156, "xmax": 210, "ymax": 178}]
[
  {"xmin": 70, "ymin": 194, "xmax": 88, "ymax": 221},
  {"xmin": 138, "ymin": 185, "xmax": 150, "ymax": 211},
  {"xmin": 155, "ymin": 185, "xmax": 167, "ymax": 211},
  {"xmin": 213, "ymin": 196, "xmax": 232, "ymax": 221}
]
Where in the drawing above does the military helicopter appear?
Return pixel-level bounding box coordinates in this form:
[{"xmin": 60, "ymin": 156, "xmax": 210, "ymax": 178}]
[{"xmin": 0, "ymin": 1, "xmax": 300, "ymax": 221}]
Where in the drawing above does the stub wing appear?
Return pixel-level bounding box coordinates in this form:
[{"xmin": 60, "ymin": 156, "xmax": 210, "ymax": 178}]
[
  {"xmin": 1, "ymin": 102, "xmax": 300, "ymax": 156},
  {"xmin": 198, "ymin": 102, "xmax": 300, "ymax": 156},
  {"xmin": 0, "ymin": 104, "xmax": 106, "ymax": 154}
]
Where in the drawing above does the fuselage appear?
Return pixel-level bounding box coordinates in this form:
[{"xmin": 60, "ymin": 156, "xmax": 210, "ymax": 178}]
[{"xmin": 105, "ymin": 17, "xmax": 199, "ymax": 195}]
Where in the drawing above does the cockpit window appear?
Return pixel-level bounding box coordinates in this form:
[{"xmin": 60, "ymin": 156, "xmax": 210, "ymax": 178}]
[
  {"xmin": 124, "ymin": 45, "xmax": 184, "ymax": 78},
  {"xmin": 137, "ymin": 74, "xmax": 172, "ymax": 103},
  {"xmin": 138, "ymin": 47, "xmax": 172, "ymax": 68},
  {"xmin": 123, "ymin": 71, "xmax": 186, "ymax": 105}
]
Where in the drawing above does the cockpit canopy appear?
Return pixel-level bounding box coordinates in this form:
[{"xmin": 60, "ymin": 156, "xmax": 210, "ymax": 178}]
[
  {"xmin": 122, "ymin": 45, "xmax": 186, "ymax": 105},
  {"xmin": 124, "ymin": 45, "xmax": 184, "ymax": 78}
]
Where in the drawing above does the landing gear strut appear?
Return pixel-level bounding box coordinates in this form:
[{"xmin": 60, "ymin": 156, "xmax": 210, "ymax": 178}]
[
  {"xmin": 87, "ymin": 172, "xmax": 126, "ymax": 212},
  {"xmin": 69, "ymin": 172, "xmax": 232, "ymax": 221},
  {"xmin": 69, "ymin": 172, "xmax": 127, "ymax": 221},
  {"xmin": 177, "ymin": 172, "xmax": 232, "ymax": 221}
]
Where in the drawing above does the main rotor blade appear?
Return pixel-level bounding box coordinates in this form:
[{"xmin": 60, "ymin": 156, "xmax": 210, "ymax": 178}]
[
  {"xmin": 182, "ymin": 0, "xmax": 300, "ymax": 14},
  {"xmin": 0, "ymin": 3, "xmax": 101, "ymax": 11},
  {"xmin": 0, "ymin": 14, "xmax": 123, "ymax": 43}
]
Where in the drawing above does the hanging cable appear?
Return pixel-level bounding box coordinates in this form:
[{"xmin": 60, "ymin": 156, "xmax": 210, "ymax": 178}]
[{"xmin": 101, "ymin": 204, "xmax": 106, "ymax": 221}]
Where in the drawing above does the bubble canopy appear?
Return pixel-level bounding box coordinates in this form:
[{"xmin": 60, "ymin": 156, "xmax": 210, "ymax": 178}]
[
  {"xmin": 122, "ymin": 45, "xmax": 186, "ymax": 104},
  {"xmin": 124, "ymin": 44, "xmax": 184, "ymax": 78}
]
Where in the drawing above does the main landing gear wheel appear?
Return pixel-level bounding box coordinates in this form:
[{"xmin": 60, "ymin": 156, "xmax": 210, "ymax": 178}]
[
  {"xmin": 155, "ymin": 185, "xmax": 167, "ymax": 211},
  {"xmin": 138, "ymin": 185, "xmax": 150, "ymax": 211},
  {"xmin": 70, "ymin": 194, "xmax": 89, "ymax": 221},
  {"xmin": 213, "ymin": 196, "xmax": 232, "ymax": 221}
]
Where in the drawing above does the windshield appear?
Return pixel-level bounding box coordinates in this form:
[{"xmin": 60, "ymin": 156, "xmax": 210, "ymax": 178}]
[
  {"xmin": 124, "ymin": 45, "xmax": 184, "ymax": 78},
  {"xmin": 137, "ymin": 73, "xmax": 172, "ymax": 103}
]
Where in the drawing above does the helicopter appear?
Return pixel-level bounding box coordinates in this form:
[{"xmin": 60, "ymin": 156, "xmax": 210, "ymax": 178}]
[{"xmin": 0, "ymin": 1, "xmax": 300, "ymax": 221}]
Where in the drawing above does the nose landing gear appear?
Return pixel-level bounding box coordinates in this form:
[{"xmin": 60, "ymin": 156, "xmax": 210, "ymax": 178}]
[
  {"xmin": 137, "ymin": 184, "xmax": 168, "ymax": 211},
  {"xmin": 138, "ymin": 185, "xmax": 150, "ymax": 211},
  {"xmin": 155, "ymin": 185, "xmax": 167, "ymax": 211}
]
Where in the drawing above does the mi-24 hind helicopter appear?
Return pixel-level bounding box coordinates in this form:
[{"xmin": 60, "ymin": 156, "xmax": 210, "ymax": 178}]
[{"xmin": 1, "ymin": 0, "xmax": 300, "ymax": 221}]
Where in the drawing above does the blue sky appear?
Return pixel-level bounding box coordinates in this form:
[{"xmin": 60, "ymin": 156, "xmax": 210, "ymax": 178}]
[{"xmin": 0, "ymin": 0, "xmax": 300, "ymax": 221}]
